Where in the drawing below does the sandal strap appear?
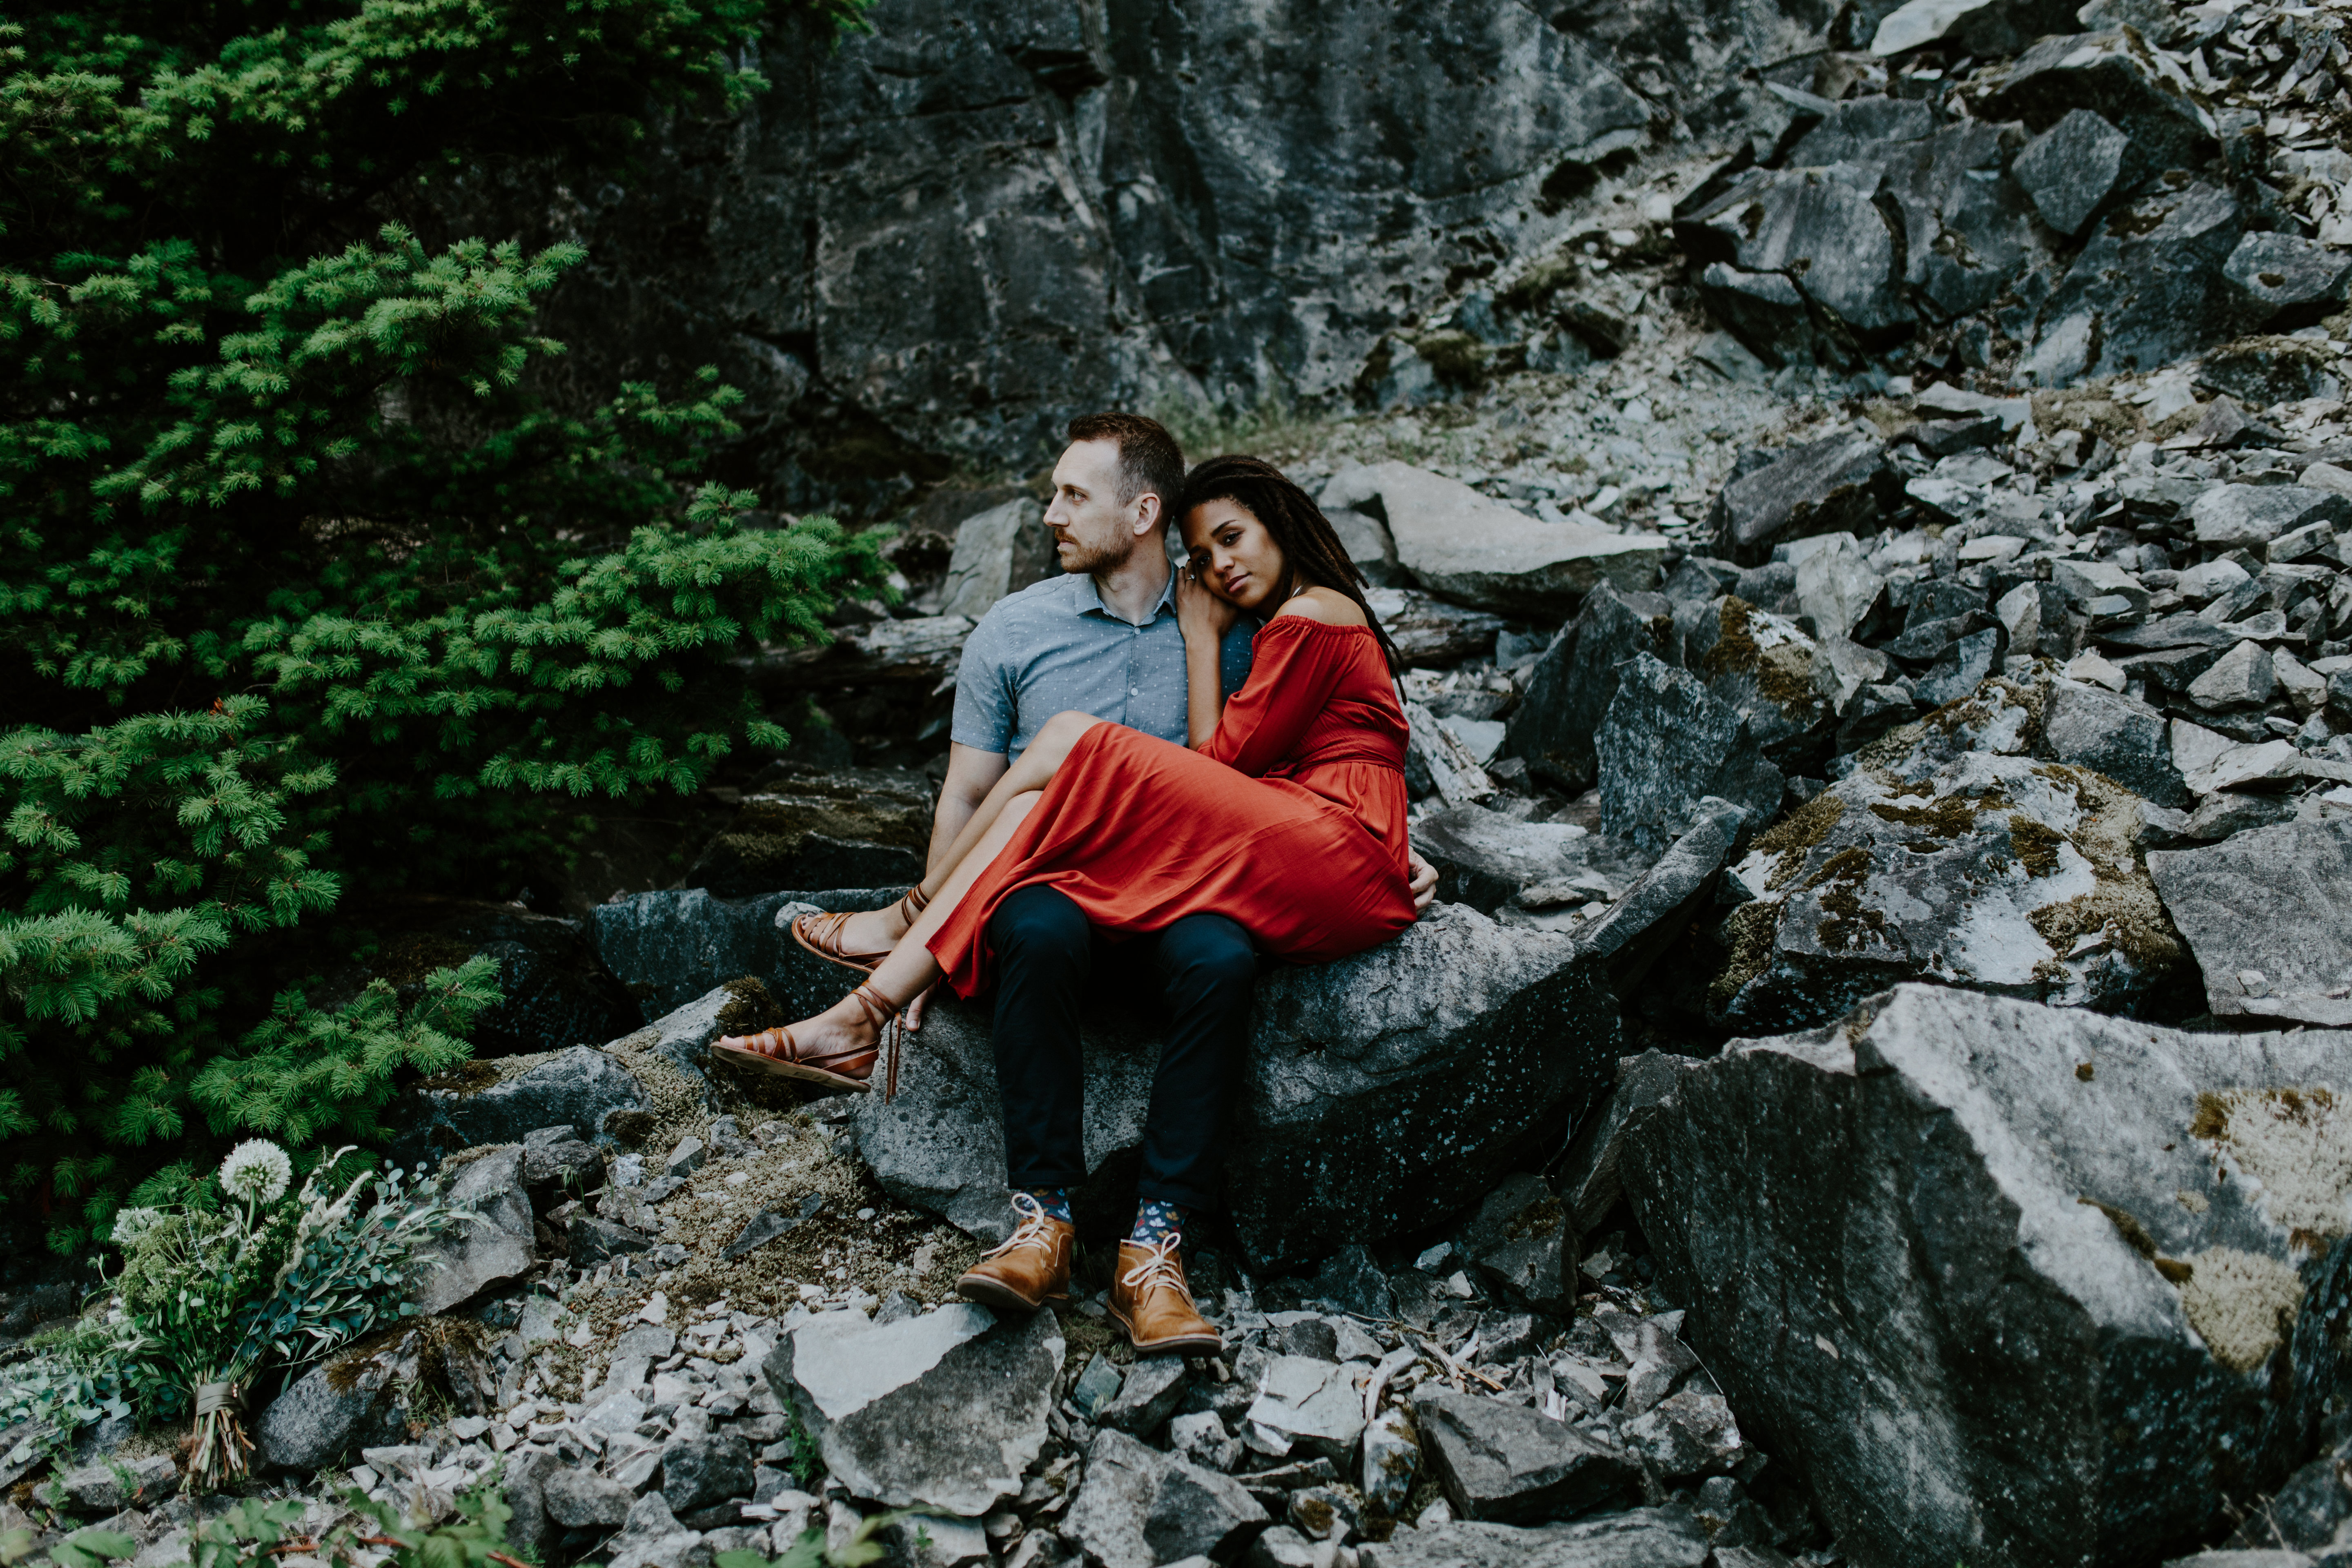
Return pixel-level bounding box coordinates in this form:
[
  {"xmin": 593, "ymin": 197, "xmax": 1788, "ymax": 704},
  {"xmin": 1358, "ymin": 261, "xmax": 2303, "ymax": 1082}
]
[
  {"xmin": 897, "ymin": 883, "xmax": 931, "ymax": 924},
  {"xmin": 794, "ymin": 910, "xmax": 888, "ymax": 967},
  {"xmin": 851, "ymin": 984, "xmax": 906, "ymax": 1104},
  {"xmin": 726, "ymin": 1027, "xmax": 876, "ymax": 1076}
]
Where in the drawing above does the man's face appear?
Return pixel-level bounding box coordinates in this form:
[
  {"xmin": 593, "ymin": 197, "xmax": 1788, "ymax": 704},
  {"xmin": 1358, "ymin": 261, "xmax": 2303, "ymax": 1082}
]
[{"xmin": 1044, "ymin": 438, "xmax": 1156, "ymax": 574}]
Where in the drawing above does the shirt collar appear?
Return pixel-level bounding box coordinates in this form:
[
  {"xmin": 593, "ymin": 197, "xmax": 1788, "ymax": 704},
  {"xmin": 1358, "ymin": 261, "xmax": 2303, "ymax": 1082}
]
[{"xmin": 1070, "ymin": 568, "xmax": 1178, "ymax": 624}]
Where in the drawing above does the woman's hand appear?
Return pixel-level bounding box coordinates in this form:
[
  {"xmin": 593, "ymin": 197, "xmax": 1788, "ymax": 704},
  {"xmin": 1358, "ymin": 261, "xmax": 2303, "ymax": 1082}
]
[{"xmin": 1176, "ymin": 555, "xmax": 1240, "ymax": 647}]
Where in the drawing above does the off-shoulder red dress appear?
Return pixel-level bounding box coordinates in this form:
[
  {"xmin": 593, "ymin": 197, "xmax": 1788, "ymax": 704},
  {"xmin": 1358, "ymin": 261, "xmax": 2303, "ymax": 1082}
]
[{"xmin": 927, "ymin": 615, "xmax": 1417, "ymax": 997}]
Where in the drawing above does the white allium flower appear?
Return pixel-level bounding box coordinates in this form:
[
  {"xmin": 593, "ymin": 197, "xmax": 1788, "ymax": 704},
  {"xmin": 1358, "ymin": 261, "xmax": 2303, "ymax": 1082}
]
[
  {"xmin": 220, "ymin": 1140, "xmax": 293, "ymax": 1205},
  {"xmin": 111, "ymin": 1207, "xmax": 163, "ymax": 1244}
]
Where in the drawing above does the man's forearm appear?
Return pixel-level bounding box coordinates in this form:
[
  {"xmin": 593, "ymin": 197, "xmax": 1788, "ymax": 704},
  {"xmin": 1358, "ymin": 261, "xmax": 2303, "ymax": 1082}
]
[{"xmin": 928, "ymin": 794, "xmax": 980, "ymax": 877}]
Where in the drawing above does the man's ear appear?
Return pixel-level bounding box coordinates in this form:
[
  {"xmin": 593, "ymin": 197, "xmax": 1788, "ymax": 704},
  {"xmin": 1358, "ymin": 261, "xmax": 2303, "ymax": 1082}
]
[{"xmin": 1132, "ymin": 490, "xmax": 1164, "ymax": 537}]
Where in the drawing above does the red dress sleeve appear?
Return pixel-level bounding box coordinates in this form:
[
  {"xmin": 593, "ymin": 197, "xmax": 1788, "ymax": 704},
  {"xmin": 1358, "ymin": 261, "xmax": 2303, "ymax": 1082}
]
[{"xmin": 1204, "ymin": 617, "xmax": 1350, "ymax": 777}]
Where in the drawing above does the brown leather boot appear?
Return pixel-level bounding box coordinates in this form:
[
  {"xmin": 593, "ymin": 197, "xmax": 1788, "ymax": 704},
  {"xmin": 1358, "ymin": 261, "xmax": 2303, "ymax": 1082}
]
[
  {"xmin": 1109, "ymin": 1236, "xmax": 1223, "ymax": 1354},
  {"xmin": 956, "ymin": 1196, "xmax": 1075, "ymax": 1314}
]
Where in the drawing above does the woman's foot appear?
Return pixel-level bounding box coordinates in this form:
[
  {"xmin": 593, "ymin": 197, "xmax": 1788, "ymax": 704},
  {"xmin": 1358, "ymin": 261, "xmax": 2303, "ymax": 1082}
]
[
  {"xmin": 791, "ymin": 885, "xmax": 929, "ymax": 972},
  {"xmin": 710, "ymin": 987, "xmax": 893, "ymax": 1090}
]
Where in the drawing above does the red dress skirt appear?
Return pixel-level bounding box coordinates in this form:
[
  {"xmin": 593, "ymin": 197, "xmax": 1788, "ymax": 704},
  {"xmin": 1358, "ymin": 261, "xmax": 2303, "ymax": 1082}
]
[{"xmin": 927, "ymin": 615, "xmax": 1417, "ymax": 997}]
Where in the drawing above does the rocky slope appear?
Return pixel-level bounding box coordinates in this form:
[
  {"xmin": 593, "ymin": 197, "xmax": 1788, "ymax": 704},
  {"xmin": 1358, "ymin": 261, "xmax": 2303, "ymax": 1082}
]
[{"xmin": 16, "ymin": 0, "xmax": 2352, "ymax": 1565}]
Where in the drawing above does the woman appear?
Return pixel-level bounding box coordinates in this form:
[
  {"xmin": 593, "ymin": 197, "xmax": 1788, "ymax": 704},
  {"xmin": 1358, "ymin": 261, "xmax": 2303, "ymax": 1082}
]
[{"xmin": 713, "ymin": 456, "xmax": 1417, "ymax": 1337}]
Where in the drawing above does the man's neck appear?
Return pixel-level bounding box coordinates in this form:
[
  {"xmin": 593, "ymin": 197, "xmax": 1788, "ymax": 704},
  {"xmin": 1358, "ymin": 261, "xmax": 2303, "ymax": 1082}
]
[{"xmin": 1091, "ymin": 542, "xmax": 1172, "ymax": 626}]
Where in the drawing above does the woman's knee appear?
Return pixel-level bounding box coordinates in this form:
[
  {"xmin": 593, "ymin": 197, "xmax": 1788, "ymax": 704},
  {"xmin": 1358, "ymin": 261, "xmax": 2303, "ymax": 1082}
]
[{"xmin": 1038, "ymin": 710, "xmax": 1101, "ymax": 753}]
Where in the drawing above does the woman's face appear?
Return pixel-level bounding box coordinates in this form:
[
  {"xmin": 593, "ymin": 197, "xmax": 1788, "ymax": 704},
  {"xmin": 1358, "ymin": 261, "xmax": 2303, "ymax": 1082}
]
[{"xmin": 1182, "ymin": 498, "xmax": 1287, "ymax": 612}]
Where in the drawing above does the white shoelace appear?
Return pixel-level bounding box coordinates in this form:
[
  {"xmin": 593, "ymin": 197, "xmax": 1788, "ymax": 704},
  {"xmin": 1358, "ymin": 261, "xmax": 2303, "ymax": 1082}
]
[
  {"xmin": 1120, "ymin": 1234, "xmax": 1196, "ymax": 1306},
  {"xmin": 984, "ymin": 1192, "xmax": 1060, "ymax": 1261}
]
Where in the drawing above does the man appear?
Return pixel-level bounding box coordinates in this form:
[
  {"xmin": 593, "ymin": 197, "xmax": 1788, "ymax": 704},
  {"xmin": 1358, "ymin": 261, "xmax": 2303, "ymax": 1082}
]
[{"xmin": 929, "ymin": 412, "xmax": 1435, "ymax": 1353}]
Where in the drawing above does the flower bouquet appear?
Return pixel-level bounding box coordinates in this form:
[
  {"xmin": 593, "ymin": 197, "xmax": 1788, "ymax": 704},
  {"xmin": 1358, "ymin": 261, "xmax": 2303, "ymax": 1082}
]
[{"xmin": 108, "ymin": 1141, "xmax": 462, "ymax": 1491}]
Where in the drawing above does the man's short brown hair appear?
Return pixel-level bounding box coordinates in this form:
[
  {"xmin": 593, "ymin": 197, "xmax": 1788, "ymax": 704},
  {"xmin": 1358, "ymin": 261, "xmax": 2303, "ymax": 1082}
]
[{"xmin": 1066, "ymin": 412, "xmax": 1185, "ymax": 524}]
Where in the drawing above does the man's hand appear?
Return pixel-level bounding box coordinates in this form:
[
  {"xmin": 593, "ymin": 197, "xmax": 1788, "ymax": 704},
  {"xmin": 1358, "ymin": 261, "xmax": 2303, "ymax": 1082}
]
[
  {"xmin": 1408, "ymin": 848, "xmax": 1439, "ymax": 914},
  {"xmin": 904, "ymin": 982, "xmax": 936, "ymax": 1031}
]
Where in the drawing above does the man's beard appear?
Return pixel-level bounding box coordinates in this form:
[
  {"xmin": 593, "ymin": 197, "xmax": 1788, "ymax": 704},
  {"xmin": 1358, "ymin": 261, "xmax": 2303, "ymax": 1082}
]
[{"xmin": 1055, "ymin": 532, "xmax": 1125, "ymax": 575}]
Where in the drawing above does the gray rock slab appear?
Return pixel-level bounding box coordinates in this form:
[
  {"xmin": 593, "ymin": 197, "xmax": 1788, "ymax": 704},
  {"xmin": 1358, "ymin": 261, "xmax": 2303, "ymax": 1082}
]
[
  {"xmin": 255, "ymin": 1334, "xmax": 419, "ymax": 1471},
  {"xmin": 1558, "ymin": 1051, "xmax": 1705, "ymax": 1234},
  {"xmin": 2009, "ymin": 110, "xmax": 2138, "ymax": 238},
  {"xmin": 2040, "ymin": 679, "xmax": 2189, "ymax": 808},
  {"xmin": 416, "ymin": 1146, "xmax": 536, "ymax": 1314},
  {"xmin": 1711, "ymin": 749, "xmax": 2181, "ymax": 1033},
  {"xmin": 1364, "ymin": 587, "xmax": 1507, "ymax": 668},
  {"xmin": 1504, "ymin": 582, "xmax": 1681, "ymax": 793},
  {"xmin": 2224, "ymin": 232, "xmax": 2352, "ymax": 332},
  {"xmin": 854, "ymin": 902, "xmax": 1621, "ymax": 1272},
  {"xmin": 1703, "ymin": 431, "xmax": 1898, "ymax": 566},
  {"xmin": 605, "ymin": 1493, "xmax": 712, "ymax": 1568},
  {"xmin": 59, "ymin": 1455, "xmax": 176, "ymax": 1514},
  {"xmin": 2022, "ymin": 180, "xmax": 2245, "ymax": 387},
  {"xmin": 2147, "ymin": 820, "xmax": 2352, "ymax": 1026},
  {"xmin": 930, "ymin": 498, "xmax": 1053, "ymax": 620},
  {"xmin": 545, "ymin": 1467, "xmax": 635, "ymax": 1528},
  {"xmin": 410, "ymin": 1044, "xmax": 649, "ymax": 1152},
  {"xmin": 1066, "ymin": 1428, "xmax": 1269, "ymax": 1568},
  {"xmin": 765, "ymin": 1303, "xmax": 1062, "ymax": 1517},
  {"xmin": 1414, "ymin": 804, "xmax": 1617, "ymax": 915},
  {"xmin": 660, "ymin": 1430, "xmax": 755, "ymax": 1515},
  {"xmin": 1098, "ymin": 1356, "xmax": 1190, "ymax": 1435},
  {"xmin": 1360, "ymin": 1509, "xmax": 1710, "ymax": 1568},
  {"xmin": 1980, "ymin": 30, "xmax": 2217, "ymax": 172},
  {"xmin": 1453, "ymin": 1174, "xmax": 1575, "ymax": 1313},
  {"xmin": 1619, "ymin": 984, "xmax": 2352, "ymax": 1568},
  {"xmin": 2189, "ymin": 487, "xmax": 2352, "ymax": 550},
  {"xmin": 1597, "ymin": 654, "xmax": 1784, "ymax": 856},
  {"xmin": 1246, "ymin": 1357, "xmax": 1366, "ymax": 1462},
  {"xmin": 1574, "ymin": 805, "xmax": 1741, "ymax": 991},
  {"xmin": 1327, "ymin": 462, "xmax": 1667, "ymax": 618},
  {"xmin": 1410, "ymin": 1389, "xmax": 1642, "ymax": 1523},
  {"xmin": 588, "ymin": 885, "xmax": 901, "ymax": 1023}
]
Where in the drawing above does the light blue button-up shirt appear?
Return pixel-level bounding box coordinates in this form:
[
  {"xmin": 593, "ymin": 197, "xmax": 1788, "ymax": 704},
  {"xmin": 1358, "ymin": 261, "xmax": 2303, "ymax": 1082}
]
[{"xmin": 950, "ymin": 570, "xmax": 1258, "ymax": 761}]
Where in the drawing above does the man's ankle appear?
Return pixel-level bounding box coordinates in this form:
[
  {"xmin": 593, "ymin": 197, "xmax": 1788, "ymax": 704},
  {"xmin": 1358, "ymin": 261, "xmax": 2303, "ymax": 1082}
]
[
  {"xmin": 1130, "ymin": 1198, "xmax": 1187, "ymax": 1245},
  {"xmin": 1022, "ymin": 1187, "xmax": 1073, "ymax": 1223}
]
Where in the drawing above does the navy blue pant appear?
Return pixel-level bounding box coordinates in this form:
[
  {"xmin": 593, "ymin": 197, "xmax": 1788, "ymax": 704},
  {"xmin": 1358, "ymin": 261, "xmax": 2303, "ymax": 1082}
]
[{"xmin": 986, "ymin": 884, "xmax": 1257, "ymax": 1213}]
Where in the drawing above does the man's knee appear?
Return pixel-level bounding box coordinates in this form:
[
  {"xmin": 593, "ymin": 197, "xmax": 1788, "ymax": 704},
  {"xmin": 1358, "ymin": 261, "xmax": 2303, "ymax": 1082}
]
[
  {"xmin": 1158, "ymin": 915, "xmax": 1257, "ymax": 1001},
  {"xmin": 990, "ymin": 883, "xmax": 1090, "ymax": 969}
]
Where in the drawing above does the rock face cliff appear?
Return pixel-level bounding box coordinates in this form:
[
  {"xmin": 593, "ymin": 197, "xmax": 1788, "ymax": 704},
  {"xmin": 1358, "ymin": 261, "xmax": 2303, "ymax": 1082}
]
[{"xmin": 466, "ymin": 0, "xmax": 1831, "ymax": 505}]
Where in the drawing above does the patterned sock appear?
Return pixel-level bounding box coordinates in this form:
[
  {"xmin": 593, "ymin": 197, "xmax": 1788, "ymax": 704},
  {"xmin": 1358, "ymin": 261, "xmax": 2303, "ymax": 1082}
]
[
  {"xmin": 1130, "ymin": 1199, "xmax": 1188, "ymax": 1245},
  {"xmin": 1025, "ymin": 1187, "xmax": 1073, "ymax": 1223}
]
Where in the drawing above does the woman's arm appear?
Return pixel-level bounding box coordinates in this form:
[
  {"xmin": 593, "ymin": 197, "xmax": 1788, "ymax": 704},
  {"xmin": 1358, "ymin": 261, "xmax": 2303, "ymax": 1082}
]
[{"xmin": 1176, "ymin": 559, "xmax": 1241, "ymax": 748}]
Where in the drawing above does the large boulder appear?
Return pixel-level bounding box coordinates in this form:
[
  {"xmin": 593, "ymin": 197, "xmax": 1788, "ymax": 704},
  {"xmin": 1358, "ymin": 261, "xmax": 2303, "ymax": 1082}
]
[
  {"xmin": 2021, "ymin": 180, "xmax": 2247, "ymax": 387},
  {"xmin": 764, "ymin": 1304, "xmax": 1062, "ymax": 1517},
  {"xmin": 1709, "ymin": 751, "xmax": 2182, "ymax": 1031},
  {"xmin": 682, "ymin": 768, "xmax": 933, "ymax": 898},
  {"xmin": 1359, "ymin": 1508, "xmax": 1710, "ymax": 1568},
  {"xmin": 843, "ymin": 901, "xmax": 1622, "ymax": 1271},
  {"xmin": 1323, "ymin": 462, "xmax": 1667, "ymax": 619},
  {"xmin": 1619, "ymin": 984, "xmax": 2352, "ymax": 1568},
  {"xmin": 2148, "ymin": 820, "xmax": 2352, "ymax": 1027}
]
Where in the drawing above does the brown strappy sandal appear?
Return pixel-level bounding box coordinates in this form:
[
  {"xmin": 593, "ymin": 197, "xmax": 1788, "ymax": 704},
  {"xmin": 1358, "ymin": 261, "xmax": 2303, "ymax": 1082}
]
[
  {"xmin": 789, "ymin": 884, "xmax": 931, "ymax": 976},
  {"xmin": 710, "ymin": 983, "xmax": 911, "ymax": 1100}
]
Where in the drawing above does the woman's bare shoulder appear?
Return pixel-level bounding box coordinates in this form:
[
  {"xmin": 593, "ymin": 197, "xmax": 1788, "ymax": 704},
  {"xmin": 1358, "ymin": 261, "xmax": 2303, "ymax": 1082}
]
[{"xmin": 1272, "ymin": 586, "xmax": 1370, "ymax": 628}]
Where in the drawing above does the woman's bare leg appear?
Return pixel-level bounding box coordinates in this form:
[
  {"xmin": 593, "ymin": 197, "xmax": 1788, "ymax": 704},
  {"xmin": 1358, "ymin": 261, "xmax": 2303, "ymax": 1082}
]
[
  {"xmin": 826, "ymin": 713, "xmax": 1103, "ymax": 953},
  {"xmin": 758, "ymin": 792, "xmax": 1044, "ymax": 1067}
]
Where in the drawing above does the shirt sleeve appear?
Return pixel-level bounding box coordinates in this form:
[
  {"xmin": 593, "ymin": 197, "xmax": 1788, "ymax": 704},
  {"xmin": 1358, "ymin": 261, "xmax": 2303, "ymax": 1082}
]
[
  {"xmin": 949, "ymin": 612, "xmax": 1015, "ymax": 754},
  {"xmin": 1203, "ymin": 619, "xmax": 1348, "ymax": 777}
]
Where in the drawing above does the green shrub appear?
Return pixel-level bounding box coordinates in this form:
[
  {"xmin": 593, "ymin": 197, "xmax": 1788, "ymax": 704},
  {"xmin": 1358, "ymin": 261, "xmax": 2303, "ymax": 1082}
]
[{"xmin": 0, "ymin": 0, "xmax": 878, "ymax": 1252}]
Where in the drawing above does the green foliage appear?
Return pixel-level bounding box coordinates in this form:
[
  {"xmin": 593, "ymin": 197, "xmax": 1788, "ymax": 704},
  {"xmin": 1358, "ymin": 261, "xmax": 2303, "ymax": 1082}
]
[
  {"xmin": 716, "ymin": 1510, "xmax": 905, "ymax": 1568},
  {"xmin": 0, "ymin": 0, "xmax": 880, "ymax": 1250},
  {"xmin": 0, "ymin": 1316, "xmax": 140, "ymax": 1471},
  {"xmin": 179, "ymin": 1478, "xmax": 523, "ymax": 1568},
  {"xmin": 776, "ymin": 1402, "xmax": 828, "ymax": 1486}
]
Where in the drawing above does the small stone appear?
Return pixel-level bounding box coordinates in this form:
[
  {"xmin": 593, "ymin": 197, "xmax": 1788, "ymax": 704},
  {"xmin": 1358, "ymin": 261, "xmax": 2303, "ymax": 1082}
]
[
  {"xmin": 59, "ymin": 1455, "xmax": 176, "ymax": 1514},
  {"xmin": 639, "ymin": 1292, "xmax": 671, "ymax": 1326},
  {"xmin": 544, "ymin": 1468, "xmax": 635, "ymax": 1528},
  {"xmin": 1361, "ymin": 1406, "xmax": 1419, "ymax": 1514},
  {"xmin": 605, "ymin": 1493, "xmax": 713, "ymax": 1568},
  {"xmin": 665, "ymin": 1137, "xmax": 708, "ymax": 1178},
  {"xmin": 1098, "ymin": 1356, "xmax": 1189, "ymax": 1434},
  {"xmin": 1066, "ymin": 1430, "xmax": 1268, "ymax": 1568},
  {"xmin": 1070, "ymin": 1354, "xmax": 1125, "ymax": 1422},
  {"xmin": 662, "ymin": 1430, "xmax": 755, "ymax": 1514},
  {"xmin": 1170, "ymin": 1411, "xmax": 1243, "ymax": 1474},
  {"xmin": 1246, "ymin": 1358, "xmax": 1367, "ymax": 1463}
]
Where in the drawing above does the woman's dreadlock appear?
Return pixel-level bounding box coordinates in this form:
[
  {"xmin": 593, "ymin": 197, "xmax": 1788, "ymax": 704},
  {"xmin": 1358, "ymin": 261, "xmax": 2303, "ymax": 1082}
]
[{"xmin": 1175, "ymin": 455, "xmax": 1405, "ymax": 677}]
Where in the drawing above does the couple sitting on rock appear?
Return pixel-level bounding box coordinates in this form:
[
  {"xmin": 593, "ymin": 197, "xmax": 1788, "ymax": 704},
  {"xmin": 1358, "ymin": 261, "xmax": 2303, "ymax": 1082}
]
[{"xmin": 715, "ymin": 412, "xmax": 1437, "ymax": 1354}]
